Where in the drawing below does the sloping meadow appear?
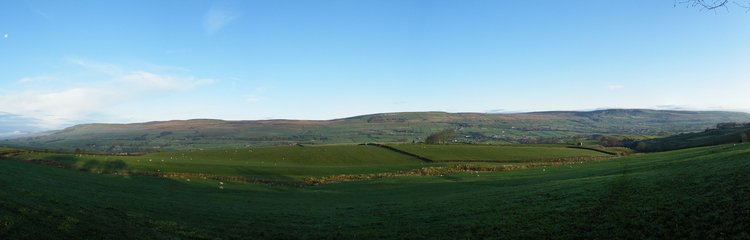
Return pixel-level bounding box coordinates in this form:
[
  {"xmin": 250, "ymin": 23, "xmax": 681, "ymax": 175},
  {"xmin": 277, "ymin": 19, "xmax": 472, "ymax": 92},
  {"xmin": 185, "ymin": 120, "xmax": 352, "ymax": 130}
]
[{"xmin": 1, "ymin": 143, "xmax": 748, "ymax": 238}]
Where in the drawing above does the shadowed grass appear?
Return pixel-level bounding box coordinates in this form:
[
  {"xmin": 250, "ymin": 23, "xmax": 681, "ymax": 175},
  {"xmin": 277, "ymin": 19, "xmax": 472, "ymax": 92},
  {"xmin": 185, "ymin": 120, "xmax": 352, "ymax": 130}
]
[{"xmin": 1, "ymin": 143, "xmax": 749, "ymax": 238}]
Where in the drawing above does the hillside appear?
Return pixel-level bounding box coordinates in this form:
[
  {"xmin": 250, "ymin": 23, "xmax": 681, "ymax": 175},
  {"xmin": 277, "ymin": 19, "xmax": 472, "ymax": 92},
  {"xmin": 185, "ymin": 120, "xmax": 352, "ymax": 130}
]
[
  {"xmin": 1, "ymin": 143, "xmax": 748, "ymax": 238},
  {"xmin": 635, "ymin": 123, "xmax": 750, "ymax": 152},
  {"xmin": 4, "ymin": 109, "xmax": 750, "ymax": 152}
]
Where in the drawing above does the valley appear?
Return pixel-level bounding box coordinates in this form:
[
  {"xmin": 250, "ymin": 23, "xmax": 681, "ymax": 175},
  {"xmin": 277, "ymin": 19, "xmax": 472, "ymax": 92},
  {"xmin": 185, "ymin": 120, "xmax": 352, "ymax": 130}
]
[{"xmin": 2, "ymin": 111, "xmax": 749, "ymax": 238}]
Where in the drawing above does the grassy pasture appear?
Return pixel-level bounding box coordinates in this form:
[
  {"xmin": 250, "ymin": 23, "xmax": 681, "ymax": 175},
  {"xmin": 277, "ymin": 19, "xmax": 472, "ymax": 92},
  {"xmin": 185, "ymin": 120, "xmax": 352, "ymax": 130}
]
[
  {"xmin": 12, "ymin": 145, "xmax": 431, "ymax": 183},
  {"xmin": 11, "ymin": 144, "xmax": 613, "ymax": 185},
  {"xmin": 0, "ymin": 147, "xmax": 14, "ymax": 154},
  {"xmin": 1, "ymin": 143, "xmax": 749, "ymax": 238},
  {"xmin": 388, "ymin": 144, "xmax": 611, "ymax": 162}
]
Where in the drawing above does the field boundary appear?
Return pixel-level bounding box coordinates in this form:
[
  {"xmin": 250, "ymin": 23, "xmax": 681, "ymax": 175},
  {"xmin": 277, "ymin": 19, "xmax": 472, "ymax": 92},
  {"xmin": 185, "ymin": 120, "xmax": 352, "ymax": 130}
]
[
  {"xmin": 361, "ymin": 143, "xmax": 435, "ymax": 163},
  {"xmin": 433, "ymin": 155, "xmax": 614, "ymax": 163},
  {"xmin": 566, "ymin": 146, "xmax": 621, "ymax": 155},
  {"xmin": 6, "ymin": 151, "xmax": 615, "ymax": 187},
  {"xmin": 303, "ymin": 159, "xmax": 614, "ymax": 185}
]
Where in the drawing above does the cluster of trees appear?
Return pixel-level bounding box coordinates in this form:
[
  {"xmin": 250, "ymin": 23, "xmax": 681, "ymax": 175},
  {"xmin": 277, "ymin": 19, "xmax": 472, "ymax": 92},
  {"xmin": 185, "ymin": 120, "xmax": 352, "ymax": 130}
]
[
  {"xmin": 425, "ymin": 129, "xmax": 457, "ymax": 144},
  {"xmin": 595, "ymin": 135, "xmax": 641, "ymax": 149}
]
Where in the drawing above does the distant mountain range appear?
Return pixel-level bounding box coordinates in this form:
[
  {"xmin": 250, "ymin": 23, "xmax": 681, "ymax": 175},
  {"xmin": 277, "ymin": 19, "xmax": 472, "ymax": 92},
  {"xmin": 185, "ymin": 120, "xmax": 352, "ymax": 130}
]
[{"xmin": 3, "ymin": 109, "xmax": 750, "ymax": 152}]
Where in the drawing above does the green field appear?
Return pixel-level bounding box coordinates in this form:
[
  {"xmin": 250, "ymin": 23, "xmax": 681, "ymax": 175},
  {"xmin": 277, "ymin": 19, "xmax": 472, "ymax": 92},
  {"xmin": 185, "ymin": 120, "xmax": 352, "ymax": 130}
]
[
  {"xmin": 388, "ymin": 144, "xmax": 611, "ymax": 162},
  {"xmin": 9, "ymin": 144, "xmax": 609, "ymax": 185},
  {"xmin": 0, "ymin": 147, "xmax": 14, "ymax": 153},
  {"xmin": 1, "ymin": 143, "xmax": 749, "ymax": 238},
  {"xmin": 11, "ymin": 145, "xmax": 433, "ymax": 183}
]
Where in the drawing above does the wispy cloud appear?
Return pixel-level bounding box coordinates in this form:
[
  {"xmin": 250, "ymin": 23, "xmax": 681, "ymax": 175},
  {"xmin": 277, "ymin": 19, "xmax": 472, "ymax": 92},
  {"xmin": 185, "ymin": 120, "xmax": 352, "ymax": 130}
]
[
  {"xmin": 17, "ymin": 75, "xmax": 56, "ymax": 84},
  {"xmin": 202, "ymin": 3, "xmax": 240, "ymax": 35},
  {"xmin": 119, "ymin": 71, "xmax": 214, "ymax": 91},
  {"xmin": 67, "ymin": 57, "xmax": 123, "ymax": 75},
  {"xmin": 0, "ymin": 58, "xmax": 216, "ymax": 129},
  {"xmin": 485, "ymin": 109, "xmax": 525, "ymax": 114},
  {"xmin": 68, "ymin": 57, "xmax": 214, "ymax": 92},
  {"xmin": 0, "ymin": 88, "xmax": 121, "ymax": 129},
  {"xmin": 654, "ymin": 105, "xmax": 694, "ymax": 111},
  {"xmin": 246, "ymin": 87, "xmax": 269, "ymax": 103},
  {"xmin": 0, "ymin": 112, "xmax": 44, "ymax": 137}
]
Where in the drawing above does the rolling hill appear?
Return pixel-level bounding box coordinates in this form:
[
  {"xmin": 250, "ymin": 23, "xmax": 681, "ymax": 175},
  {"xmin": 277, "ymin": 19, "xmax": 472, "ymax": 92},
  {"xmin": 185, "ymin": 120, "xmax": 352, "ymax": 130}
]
[
  {"xmin": 4, "ymin": 109, "xmax": 750, "ymax": 152},
  {"xmin": 2, "ymin": 110, "xmax": 749, "ymax": 238}
]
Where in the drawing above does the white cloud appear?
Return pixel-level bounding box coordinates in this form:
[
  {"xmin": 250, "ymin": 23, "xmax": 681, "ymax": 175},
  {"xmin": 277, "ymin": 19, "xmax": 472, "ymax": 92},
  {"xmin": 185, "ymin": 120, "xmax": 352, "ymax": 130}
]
[
  {"xmin": 0, "ymin": 131, "xmax": 26, "ymax": 138},
  {"xmin": 66, "ymin": 57, "xmax": 214, "ymax": 92},
  {"xmin": 202, "ymin": 4, "xmax": 239, "ymax": 34},
  {"xmin": 654, "ymin": 105, "xmax": 698, "ymax": 111},
  {"xmin": 119, "ymin": 71, "xmax": 214, "ymax": 91},
  {"xmin": 0, "ymin": 59, "xmax": 216, "ymax": 129},
  {"xmin": 0, "ymin": 112, "xmax": 44, "ymax": 136},
  {"xmin": 0, "ymin": 88, "xmax": 120, "ymax": 128}
]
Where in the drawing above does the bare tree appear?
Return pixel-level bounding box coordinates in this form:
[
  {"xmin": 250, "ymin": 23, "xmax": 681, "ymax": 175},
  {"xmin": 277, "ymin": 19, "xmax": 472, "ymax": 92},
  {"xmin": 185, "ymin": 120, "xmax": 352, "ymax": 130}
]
[{"xmin": 677, "ymin": 0, "xmax": 750, "ymax": 11}]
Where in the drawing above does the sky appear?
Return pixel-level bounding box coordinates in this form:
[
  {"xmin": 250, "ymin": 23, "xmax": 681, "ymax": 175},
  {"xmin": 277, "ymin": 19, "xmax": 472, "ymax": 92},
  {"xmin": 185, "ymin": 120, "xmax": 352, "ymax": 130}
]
[{"xmin": 1, "ymin": 0, "xmax": 750, "ymax": 133}]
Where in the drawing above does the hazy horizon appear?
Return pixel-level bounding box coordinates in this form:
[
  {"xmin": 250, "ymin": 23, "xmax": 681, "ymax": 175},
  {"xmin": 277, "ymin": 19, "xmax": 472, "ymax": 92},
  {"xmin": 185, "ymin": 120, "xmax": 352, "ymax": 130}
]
[{"xmin": 2, "ymin": 0, "xmax": 749, "ymax": 132}]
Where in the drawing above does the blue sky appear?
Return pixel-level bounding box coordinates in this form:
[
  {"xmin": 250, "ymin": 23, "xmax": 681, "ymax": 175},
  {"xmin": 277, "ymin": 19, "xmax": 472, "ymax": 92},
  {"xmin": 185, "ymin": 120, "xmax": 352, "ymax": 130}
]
[{"xmin": 1, "ymin": 0, "xmax": 749, "ymax": 132}]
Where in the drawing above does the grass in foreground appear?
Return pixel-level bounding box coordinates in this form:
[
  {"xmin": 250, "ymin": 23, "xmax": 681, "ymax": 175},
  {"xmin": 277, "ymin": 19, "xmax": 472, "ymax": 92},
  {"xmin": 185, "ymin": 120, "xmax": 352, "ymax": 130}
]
[{"xmin": 1, "ymin": 143, "xmax": 749, "ymax": 239}]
